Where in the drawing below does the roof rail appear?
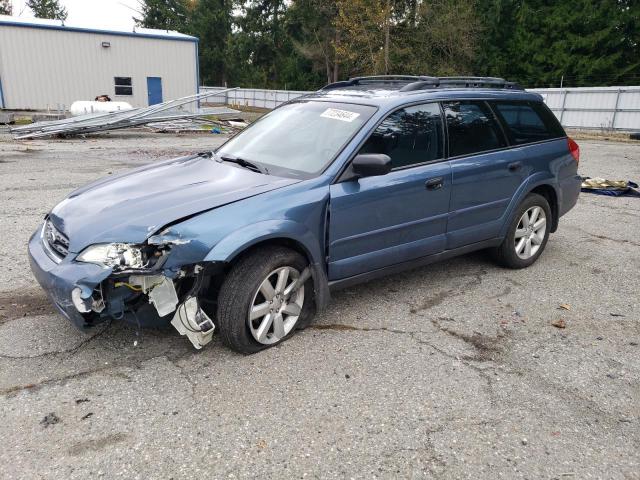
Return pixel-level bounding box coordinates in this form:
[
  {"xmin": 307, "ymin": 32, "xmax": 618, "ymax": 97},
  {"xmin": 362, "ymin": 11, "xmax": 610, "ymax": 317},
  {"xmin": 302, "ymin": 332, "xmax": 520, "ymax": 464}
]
[
  {"xmin": 320, "ymin": 75, "xmax": 524, "ymax": 92},
  {"xmin": 321, "ymin": 75, "xmax": 438, "ymax": 90},
  {"xmin": 400, "ymin": 76, "xmax": 523, "ymax": 91}
]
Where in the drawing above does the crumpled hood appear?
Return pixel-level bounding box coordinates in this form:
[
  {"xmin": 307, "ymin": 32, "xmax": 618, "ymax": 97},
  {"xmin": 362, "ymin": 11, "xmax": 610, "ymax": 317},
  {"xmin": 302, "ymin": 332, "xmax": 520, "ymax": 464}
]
[{"xmin": 49, "ymin": 154, "xmax": 299, "ymax": 252}]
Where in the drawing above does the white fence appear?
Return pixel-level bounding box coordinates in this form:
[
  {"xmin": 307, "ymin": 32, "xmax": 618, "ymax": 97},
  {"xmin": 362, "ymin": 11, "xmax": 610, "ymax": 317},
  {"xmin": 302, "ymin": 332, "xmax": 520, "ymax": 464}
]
[
  {"xmin": 200, "ymin": 86, "xmax": 310, "ymax": 110},
  {"xmin": 201, "ymin": 85, "xmax": 640, "ymax": 131},
  {"xmin": 534, "ymin": 87, "xmax": 640, "ymax": 131}
]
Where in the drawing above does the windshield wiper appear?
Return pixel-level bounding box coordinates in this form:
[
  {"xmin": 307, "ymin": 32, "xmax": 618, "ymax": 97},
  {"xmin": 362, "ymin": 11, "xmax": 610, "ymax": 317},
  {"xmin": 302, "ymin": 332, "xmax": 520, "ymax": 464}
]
[{"xmin": 216, "ymin": 153, "xmax": 269, "ymax": 175}]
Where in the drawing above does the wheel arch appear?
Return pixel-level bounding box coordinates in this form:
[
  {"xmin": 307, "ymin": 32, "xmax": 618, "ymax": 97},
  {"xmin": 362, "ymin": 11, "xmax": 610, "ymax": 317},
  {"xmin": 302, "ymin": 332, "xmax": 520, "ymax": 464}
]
[
  {"xmin": 500, "ymin": 175, "xmax": 561, "ymax": 238},
  {"xmin": 204, "ymin": 220, "xmax": 330, "ymax": 310},
  {"xmin": 203, "ymin": 220, "xmax": 323, "ymax": 265},
  {"xmin": 529, "ymin": 184, "xmax": 559, "ymax": 232}
]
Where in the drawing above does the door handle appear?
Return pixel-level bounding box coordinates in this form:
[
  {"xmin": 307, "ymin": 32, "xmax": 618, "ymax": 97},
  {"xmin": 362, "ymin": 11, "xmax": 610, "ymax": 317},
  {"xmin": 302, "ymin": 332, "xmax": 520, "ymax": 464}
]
[
  {"xmin": 508, "ymin": 161, "xmax": 522, "ymax": 172},
  {"xmin": 425, "ymin": 177, "xmax": 444, "ymax": 190}
]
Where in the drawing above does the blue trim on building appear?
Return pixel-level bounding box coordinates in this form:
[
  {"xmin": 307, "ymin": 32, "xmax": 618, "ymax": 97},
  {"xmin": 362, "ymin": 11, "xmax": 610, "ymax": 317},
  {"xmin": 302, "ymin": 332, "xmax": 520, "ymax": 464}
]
[
  {"xmin": 0, "ymin": 75, "xmax": 5, "ymax": 109},
  {"xmin": 0, "ymin": 19, "xmax": 198, "ymax": 43},
  {"xmin": 195, "ymin": 42, "xmax": 200, "ymax": 94},
  {"xmin": 195, "ymin": 41, "xmax": 201, "ymax": 107}
]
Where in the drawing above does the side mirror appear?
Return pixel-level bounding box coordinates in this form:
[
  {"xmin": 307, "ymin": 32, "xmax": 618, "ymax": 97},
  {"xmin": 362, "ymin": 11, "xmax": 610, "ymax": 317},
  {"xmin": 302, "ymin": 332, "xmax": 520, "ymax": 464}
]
[{"xmin": 351, "ymin": 153, "xmax": 392, "ymax": 179}]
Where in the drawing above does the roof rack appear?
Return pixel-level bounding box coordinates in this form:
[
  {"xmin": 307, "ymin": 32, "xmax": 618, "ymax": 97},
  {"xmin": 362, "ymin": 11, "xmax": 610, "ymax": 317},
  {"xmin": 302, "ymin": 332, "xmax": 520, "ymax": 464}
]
[
  {"xmin": 320, "ymin": 75, "xmax": 524, "ymax": 92},
  {"xmin": 321, "ymin": 75, "xmax": 438, "ymax": 90}
]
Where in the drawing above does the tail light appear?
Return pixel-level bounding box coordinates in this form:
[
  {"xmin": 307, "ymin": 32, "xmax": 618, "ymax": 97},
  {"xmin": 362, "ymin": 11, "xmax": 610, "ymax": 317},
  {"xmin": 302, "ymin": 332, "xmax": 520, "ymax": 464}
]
[{"xmin": 568, "ymin": 137, "xmax": 580, "ymax": 164}]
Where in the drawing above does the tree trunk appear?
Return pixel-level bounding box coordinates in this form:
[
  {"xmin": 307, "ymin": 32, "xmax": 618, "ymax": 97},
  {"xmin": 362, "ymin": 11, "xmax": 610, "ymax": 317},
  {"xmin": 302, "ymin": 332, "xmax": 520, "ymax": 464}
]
[
  {"xmin": 384, "ymin": 0, "xmax": 391, "ymax": 74},
  {"xmin": 333, "ymin": 29, "xmax": 341, "ymax": 82},
  {"xmin": 325, "ymin": 54, "xmax": 332, "ymax": 84}
]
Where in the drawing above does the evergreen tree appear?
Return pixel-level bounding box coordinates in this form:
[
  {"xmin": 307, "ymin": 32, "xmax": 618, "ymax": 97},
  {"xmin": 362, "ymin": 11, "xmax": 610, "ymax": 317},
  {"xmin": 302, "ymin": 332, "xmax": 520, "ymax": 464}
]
[
  {"xmin": 126, "ymin": 0, "xmax": 639, "ymax": 90},
  {"xmin": 0, "ymin": 0, "xmax": 12, "ymax": 15},
  {"xmin": 191, "ymin": 0, "xmax": 233, "ymax": 85},
  {"xmin": 26, "ymin": 0, "xmax": 68, "ymax": 21},
  {"xmin": 236, "ymin": 0, "xmax": 288, "ymax": 86},
  {"xmin": 231, "ymin": 0, "xmax": 315, "ymax": 88},
  {"xmin": 286, "ymin": 0, "xmax": 340, "ymax": 84},
  {"xmin": 475, "ymin": 0, "xmax": 640, "ymax": 87},
  {"xmin": 135, "ymin": 0, "xmax": 191, "ymax": 31}
]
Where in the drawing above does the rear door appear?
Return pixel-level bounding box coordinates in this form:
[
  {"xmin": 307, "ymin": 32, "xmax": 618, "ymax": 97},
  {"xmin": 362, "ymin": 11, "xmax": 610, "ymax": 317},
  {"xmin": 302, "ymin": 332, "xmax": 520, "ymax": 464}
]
[
  {"xmin": 328, "ymin": 103, "xmax": 451, "ymax": 280},
  {"xmin": 444, "ymin": 100, "xmax": 524, "ymax": 249}
]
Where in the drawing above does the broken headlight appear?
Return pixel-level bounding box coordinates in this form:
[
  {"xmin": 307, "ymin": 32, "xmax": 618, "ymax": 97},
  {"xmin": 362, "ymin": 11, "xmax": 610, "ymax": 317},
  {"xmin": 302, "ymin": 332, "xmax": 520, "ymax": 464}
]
[{"xmin": 76, "ymin": 243, "xmax": 146, "ymax": 269}]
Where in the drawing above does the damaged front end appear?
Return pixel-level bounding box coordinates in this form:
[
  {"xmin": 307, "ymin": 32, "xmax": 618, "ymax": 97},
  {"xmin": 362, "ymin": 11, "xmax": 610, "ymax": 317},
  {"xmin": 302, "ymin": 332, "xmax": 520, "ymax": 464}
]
[{"xmin": 29, "ymin": 221, "xmax": 219, "ymax": 349}]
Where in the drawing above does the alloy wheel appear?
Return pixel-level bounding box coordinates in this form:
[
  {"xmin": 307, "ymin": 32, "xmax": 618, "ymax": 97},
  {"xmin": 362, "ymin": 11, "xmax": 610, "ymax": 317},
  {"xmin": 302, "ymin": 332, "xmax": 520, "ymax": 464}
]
[
  {"xmin": 514, "ymin": 206, "xmax": 547, "ymax": 260},
  {"xmin": 248, "ymin": 266, "xmax": 305, "ymax": 345}
]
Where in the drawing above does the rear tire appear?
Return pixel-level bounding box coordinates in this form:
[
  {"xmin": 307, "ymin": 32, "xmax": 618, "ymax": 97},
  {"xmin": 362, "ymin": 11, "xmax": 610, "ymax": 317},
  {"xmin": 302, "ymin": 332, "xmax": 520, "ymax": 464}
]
[
  {"xmin": 492, "ymin": 193, "xmax": 551, "ymax": 269},
  {"xmin": 217, "ymin": 246, "xmax": 315, "ymax": 354}
]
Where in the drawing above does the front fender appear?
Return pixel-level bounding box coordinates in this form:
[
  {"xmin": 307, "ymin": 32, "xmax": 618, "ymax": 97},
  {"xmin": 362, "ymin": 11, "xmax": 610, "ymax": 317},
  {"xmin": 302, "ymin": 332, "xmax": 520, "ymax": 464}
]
[
  {"xmin": 204, "ymin": 219, "xmax": 324, "ymax": 265},
  {"xmin": 499, "ymin": 173, "xmax": 560, "ymax": 238},
  {"xmin": 204, "ymin": 220, "xmax": 330, "ymax": 310}
]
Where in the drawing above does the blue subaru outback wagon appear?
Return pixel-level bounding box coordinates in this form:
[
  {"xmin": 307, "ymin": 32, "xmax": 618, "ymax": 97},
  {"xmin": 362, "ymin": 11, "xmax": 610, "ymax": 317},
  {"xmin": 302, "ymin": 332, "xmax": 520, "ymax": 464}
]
[{"xmin": 29, "ymin": 76, "xmax": 581, "ymax": 353}]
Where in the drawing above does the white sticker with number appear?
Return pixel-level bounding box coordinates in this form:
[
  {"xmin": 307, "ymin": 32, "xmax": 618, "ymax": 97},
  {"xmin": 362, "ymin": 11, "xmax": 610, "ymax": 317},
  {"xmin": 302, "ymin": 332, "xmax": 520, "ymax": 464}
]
[{"xmin": 320, "ymin": 108, "xmax": 361, "ymax": 122}]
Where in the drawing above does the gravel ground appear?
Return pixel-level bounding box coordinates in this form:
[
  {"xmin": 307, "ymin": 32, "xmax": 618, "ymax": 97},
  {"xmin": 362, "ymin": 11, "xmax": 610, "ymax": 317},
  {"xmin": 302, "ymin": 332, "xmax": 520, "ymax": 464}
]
[{"xmin": 0, "ymin": 131, "xmax": 638, "ymax": 479}]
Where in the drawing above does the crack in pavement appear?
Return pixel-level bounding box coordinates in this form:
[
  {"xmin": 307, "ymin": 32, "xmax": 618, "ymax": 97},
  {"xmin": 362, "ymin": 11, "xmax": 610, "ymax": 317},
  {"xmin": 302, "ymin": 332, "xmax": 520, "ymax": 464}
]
[
  {"xmin": 0, "ymin": 348, "xmax": 196, "ymax": 397},
  {"xmin": 316, "ymin": 268, "xmax": 504, "ymax": 406},
  {"xmin": 409, "ymin": 270, "xmax": 487, "ymax": 316},
  {"xmin": 0, "ymin": 289, "xmax": 57, "ymax": 325},
  {"xmin": 576, "ymin": 226, "xmax": 640, "ymax": 248},
  {"xmin": 0, "ymin": 322, "xmax": 112, "ymax": 360},
  {"xmin": 165, "ymin": 355, "xmax": 198, "ymax": 397},
  {"xmin": 429, "ymin": 318, "xmax": 506, "ymax": 363},
  {"xmin": 310, "ymin": 319, "xmax": 503, "ymax": 407},
  {"xmin": 67, "ymin": 432, "xmax": 130, "ymax": 456}
]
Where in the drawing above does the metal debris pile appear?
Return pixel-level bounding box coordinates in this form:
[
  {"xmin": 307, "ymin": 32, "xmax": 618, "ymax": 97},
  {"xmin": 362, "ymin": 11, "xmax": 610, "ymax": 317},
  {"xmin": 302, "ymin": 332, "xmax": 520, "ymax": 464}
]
[
  {"xmin": 10, "ymin": 88, "xmax": 243, "ymax": 139},
  {"xmin": 144, "ymin": 115, "xmax": 248, "ymax": 134}
]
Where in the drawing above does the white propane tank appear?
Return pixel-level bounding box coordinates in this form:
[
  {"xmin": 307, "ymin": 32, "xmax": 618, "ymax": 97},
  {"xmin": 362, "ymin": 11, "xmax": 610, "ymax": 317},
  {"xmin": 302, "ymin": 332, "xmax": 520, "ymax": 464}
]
[{"xmin": 70, "ymin": 101, "xmax": 133, "ymax": 116}]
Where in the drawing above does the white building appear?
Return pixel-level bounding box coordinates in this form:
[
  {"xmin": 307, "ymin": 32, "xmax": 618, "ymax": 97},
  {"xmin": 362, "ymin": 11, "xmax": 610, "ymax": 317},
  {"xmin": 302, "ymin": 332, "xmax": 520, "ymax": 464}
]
[{"xmin": 0, "ymin": 16, "xmax": 199, "ymax": 110}]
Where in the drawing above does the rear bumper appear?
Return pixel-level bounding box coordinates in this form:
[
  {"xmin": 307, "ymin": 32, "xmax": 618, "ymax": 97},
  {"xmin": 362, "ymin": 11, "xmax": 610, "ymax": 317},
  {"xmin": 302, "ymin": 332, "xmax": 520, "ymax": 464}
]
[
  {"xmin": 28, "ymin": 225, "xmax": 112, "ymax": 330},
  {"xmin": 559, "ymin": 174, "xmax": 581, "ymax": 217}
]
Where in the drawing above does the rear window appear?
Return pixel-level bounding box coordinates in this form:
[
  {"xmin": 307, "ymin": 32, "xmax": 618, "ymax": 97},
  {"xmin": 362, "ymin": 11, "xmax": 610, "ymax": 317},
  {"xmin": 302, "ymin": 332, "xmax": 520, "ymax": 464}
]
[
  {"xmin": 443, "ymin": 101, "xmax": 507, "ymax": 157},
  {"xmin": 491, "ymin": 101, "xmax": 565, "ymax": 145}
]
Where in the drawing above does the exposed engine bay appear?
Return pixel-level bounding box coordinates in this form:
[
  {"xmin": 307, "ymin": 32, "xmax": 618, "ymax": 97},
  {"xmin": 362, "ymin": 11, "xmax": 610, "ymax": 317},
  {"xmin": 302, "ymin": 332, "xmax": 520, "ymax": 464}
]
[{"xmin": 68, "ymin": 236, "xmax": 220, "ymax": 349}]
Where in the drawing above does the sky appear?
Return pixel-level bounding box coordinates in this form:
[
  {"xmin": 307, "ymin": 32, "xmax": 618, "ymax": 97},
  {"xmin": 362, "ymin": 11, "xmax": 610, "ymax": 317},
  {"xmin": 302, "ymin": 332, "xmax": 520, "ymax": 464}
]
[{"xmin": 10, "ymin": 0, "xmax": 141, "ymax": 30}]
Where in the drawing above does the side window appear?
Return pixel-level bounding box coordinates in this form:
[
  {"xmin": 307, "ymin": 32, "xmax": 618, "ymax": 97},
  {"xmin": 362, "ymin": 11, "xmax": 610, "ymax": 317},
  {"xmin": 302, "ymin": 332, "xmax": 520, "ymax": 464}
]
[
  {"xmin": 443, "ymin": 101, "xmax": 506, "ymax": 157},
  {"xmin": 492, "ymin": 101, "xmax": 563, "ymax": 144},
  {"xmin": 114, "ymin": 77, "xmax": 133, "ymax": 96},
  {"xmin": 359, "ymin": 103, "xmax": 443, "ymax": 168}
]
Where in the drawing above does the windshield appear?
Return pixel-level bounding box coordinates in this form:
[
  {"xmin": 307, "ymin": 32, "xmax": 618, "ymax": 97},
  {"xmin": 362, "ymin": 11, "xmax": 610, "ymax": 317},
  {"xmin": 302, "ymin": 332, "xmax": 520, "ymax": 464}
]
[{"xmin": 217, "ymin": 101, "xmax": 377, "ymax": 177}]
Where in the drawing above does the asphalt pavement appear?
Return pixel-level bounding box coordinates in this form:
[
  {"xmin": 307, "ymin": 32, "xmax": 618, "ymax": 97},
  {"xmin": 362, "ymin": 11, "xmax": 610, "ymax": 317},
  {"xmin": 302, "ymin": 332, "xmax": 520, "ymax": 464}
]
[{"xmin": 0, "ymin": 131, "xmax": 638, "ymax": 479}]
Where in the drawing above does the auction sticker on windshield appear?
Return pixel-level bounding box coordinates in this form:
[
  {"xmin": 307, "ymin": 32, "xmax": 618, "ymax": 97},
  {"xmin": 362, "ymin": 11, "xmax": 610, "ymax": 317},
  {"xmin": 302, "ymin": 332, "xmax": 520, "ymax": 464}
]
[{"xmin": 320, "ymin": 108, "xmax": 361, "ymax": 122}]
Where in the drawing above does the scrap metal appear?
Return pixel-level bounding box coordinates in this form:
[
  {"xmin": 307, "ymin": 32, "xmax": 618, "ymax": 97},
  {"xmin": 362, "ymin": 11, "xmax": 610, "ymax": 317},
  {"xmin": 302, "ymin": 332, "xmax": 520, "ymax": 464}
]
[{"xmin": 10, "ymin": 88, "xmax": 242, "ymax": 139}]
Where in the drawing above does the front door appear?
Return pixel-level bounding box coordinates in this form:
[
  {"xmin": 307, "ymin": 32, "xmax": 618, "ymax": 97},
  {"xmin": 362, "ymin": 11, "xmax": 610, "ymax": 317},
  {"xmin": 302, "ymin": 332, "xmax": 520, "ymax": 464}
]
[
  {"xmin": 146, "ymin": 77, "xmax": 163, "ymax": 105},
  {"xmin": 328, "ymin": 103, "xmax": 452, "ymax": 280}
]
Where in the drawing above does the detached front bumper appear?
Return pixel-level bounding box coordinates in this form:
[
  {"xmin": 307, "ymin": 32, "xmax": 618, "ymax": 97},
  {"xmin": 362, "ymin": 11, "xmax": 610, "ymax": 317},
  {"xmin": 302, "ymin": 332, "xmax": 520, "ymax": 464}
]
[{"xmin": 28, "ymin": 226, "xmax": 112, "ymax": 330}]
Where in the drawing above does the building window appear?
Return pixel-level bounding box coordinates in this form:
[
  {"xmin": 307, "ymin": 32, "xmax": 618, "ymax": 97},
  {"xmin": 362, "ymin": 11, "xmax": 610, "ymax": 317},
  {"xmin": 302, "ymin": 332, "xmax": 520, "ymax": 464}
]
[{"xmin": 114, "ymin": 77, "xmax": 132, "ymax": 96}]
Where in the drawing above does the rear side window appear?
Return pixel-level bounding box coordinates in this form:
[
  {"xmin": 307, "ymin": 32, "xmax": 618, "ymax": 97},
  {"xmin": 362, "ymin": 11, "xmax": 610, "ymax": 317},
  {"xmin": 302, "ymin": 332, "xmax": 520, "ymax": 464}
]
[
  {"xmin": 443, "ymin": 101, "xmax": 506, "ymax": 157},
  {"xmin": 492, "ymin": 101, "xmax": 565, "ymax": 145},
  {"xmin": 359, "ymin": 103, "xmax": 443, "ymax": 168}
]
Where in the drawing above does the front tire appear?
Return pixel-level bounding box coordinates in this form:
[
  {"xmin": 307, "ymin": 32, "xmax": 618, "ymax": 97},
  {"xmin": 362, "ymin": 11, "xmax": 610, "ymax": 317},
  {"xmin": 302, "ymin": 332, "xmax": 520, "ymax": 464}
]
[
  {"xmin": 217, "ymin": 246, "xmax": 315, "ymax": 354},
  {"xmin": 492, "ymin": 193, "xmax": 551, "ymax": 269}
]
